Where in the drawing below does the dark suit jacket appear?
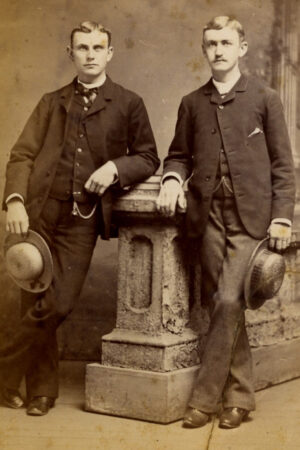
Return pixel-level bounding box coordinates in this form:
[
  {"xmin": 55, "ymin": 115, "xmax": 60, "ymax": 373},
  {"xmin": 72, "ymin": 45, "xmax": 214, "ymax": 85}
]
[
  {"xmin": 164, "ymin": 74, "xmax": 295, "ymax": 239},
  {"xmin": 3, "ymin": 76, "xmax": 159, "ymax": 238}
]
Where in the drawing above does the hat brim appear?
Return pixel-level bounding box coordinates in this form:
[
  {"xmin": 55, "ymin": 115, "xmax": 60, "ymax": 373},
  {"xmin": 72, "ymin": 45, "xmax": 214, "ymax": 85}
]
[
  {"xmin": 4, "ymin": 230, "xmax": 53, "ymax": 293},
  {"xmin": 244, "ymin": 238, "xmax": 269, "ymax": 310}
]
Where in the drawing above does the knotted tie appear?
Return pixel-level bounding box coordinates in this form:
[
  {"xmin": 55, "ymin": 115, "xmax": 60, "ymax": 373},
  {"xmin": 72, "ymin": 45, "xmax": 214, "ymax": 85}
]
[{"xmin": 76, "ymin": 83, "xmax": 99, "ymax": 107}]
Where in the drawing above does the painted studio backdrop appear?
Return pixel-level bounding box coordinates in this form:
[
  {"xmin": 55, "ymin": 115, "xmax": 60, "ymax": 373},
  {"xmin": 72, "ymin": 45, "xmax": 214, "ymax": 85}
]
[{"xmin": 0, "ymin": 0, "xmax": 299, "ymax": 359}]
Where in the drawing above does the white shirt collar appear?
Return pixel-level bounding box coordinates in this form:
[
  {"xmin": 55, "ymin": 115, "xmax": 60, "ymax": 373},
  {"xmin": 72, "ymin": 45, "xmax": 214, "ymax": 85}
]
[
  {"xmin": 77, "ymin": 75, "xmax": 106, "ymax": 89},
  {"xmin": 212, "ymin": 71, "xmax": 241, "ymax": 95}
]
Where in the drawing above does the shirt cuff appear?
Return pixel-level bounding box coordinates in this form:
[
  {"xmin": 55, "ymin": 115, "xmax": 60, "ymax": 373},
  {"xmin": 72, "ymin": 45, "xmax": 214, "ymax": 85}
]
[
  {"xmin": 271, "ymin": 218, "xmax": 292, "ymax": 227},
  {"xmin": 161, "ymin": 172, "xmax": 183, "ymax": 186},
  {"xmin": 6, "ymin": 193, "xmax": 24, "ymax": 205}
]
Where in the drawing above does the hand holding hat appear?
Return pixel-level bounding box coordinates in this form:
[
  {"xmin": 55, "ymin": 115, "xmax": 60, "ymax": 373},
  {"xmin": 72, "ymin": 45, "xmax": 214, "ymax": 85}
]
[
  {"xmin": 268, "ymin": 222, "xmax": 291, "ymax": 252},
  {"xmin": 6, "ymin": 199, "xmax": 29, "ymax": 236}
]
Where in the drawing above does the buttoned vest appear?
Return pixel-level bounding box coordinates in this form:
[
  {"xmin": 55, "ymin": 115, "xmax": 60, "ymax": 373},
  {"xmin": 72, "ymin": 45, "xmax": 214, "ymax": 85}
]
[
  {"xmin": 212, "ymin": 92, "xmax": 234, "ymax": 198},
  {"xmin": 49, "ymin": 93, "xmax": 97, "ymax": 204},
  {"xmin": 211, "ymin": 128, "xmax": 234, "ymax": 198}
]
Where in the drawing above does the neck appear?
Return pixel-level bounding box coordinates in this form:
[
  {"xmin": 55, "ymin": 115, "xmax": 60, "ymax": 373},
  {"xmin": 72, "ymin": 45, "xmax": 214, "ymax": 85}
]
[
  {"xmin": 78, "ymin": 71, "xmax": 106, "ymax": 86},
  {"xmin": 212, "ymin": 65, "xmax": 241, "ymax": 83}
]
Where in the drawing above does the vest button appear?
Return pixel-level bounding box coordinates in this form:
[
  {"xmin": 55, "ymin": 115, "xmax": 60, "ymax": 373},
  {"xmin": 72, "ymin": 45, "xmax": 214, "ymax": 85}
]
[
  {"xmin": 83, "ymin": 106, "xmax": 88, "ymax": 112},
  {"xmin": 218, "ymin": 105, "xmax": 224, "ymax": 110},
  {"xmin": 79, "ymin": 134, "xmax": 84, "ymax": 138},
  {"xmin": 76, "ymin": 162, "xmax": 80, "ymax": 167},
  {"xmin": 211, "ymin": 128, "xmax": 217, "ymax": 134},
  {"xmin": 77, "ymin": 148, "xmax": 83, "ymax": 153},
  {"xmin": 205, "ymin": 176, "xmax": 211, "ymax": 181},
  {"xmin": 220, "ymin": 149, "xmax": 225, "ymax": 153}
]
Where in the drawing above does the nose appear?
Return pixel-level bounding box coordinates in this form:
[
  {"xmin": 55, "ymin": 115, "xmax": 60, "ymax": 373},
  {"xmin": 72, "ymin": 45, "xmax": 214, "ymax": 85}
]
[
  {"xmin": 215, "ymin": 43, "xmax": 223, "ymax": 56},
  {"xmin": 86, "ymin": 49, "xmax": 95, "ymax": 60}
]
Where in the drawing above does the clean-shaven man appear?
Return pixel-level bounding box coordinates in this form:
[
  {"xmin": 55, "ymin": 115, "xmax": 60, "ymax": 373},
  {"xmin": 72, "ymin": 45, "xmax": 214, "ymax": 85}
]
[{"xmin": 1, "ymin": 21, "xmax": 159, "ymax": 416}]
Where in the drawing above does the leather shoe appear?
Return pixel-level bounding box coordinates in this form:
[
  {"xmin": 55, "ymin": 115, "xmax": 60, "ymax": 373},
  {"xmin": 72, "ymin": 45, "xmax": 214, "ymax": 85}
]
[
  {"xmin": 27, "ymin": 396, "xmax": 55, "ymax": 416},
  {"xmin": 182, "ymin": 407, "xmax": 210, "ymax": 428},
  {"xmin": 219, "ymin": 407, "xmax": 249, "ymax": 429},
  {"xmin": 1, "ymin": 387, "xmax": 24, "ymax": 409}
]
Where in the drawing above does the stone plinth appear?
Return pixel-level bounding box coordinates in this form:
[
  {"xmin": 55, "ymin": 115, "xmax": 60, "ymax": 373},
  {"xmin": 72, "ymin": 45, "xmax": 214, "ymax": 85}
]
[
  {"xmin": 85, "ymin": 177, "xmax": 300, "ymax": 423},
  {"xmin": 85, "ymin": 176, "xmax": 200, "ymax": 423},
  {"xmin": 86, "ymin": 364, "xmax": 200, "ymax": 423}
]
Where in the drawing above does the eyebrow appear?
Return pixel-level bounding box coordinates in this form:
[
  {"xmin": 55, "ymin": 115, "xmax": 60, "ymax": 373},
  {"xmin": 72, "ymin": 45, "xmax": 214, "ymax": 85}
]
[
  {"xmin": 205, "ymin": 39, "xmax": 233, "ymax": 45},
  {"xmin": 75, "ymin": 43, "xmax": 106, "ymax": 49}
]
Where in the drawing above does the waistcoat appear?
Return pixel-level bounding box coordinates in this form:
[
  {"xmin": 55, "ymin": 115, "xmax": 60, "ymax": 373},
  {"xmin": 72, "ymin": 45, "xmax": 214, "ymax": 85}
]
[{"xmin": 49, "ymin": 92, "xmax": 97, "ymax": 204}]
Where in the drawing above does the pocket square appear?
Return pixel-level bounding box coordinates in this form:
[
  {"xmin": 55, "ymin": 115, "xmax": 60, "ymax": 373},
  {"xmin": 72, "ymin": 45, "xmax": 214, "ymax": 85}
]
[{"xmin": 248, "ymin": 127, "xmax": 263, "ymax": 138}]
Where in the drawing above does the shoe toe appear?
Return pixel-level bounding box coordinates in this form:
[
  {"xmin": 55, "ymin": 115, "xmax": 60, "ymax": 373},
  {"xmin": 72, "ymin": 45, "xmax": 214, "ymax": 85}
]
[
  {"xmin": 26, "ymin": 397, "xmax": 55, "ymax": 416},
  {"xmin": 1, "ymin": 388, "xmax": 24, "ymax": 409},
  {"xmin": 219, "ymin": 408, "xmax": 249, "ymax": 429},
  {"xmin": 183, "ymin": 407, "xmax": 210, "ymax": 428}
]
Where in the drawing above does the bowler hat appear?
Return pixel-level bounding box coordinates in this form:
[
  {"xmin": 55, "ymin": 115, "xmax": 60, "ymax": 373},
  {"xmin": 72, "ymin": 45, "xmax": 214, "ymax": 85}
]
[
  {"xmin": 4, "ymin": 230, "xmax": 53, "ymax": 293},
  {"xmin": 244, "ymin": 238, "xmax": 286, "ymax": 310}
]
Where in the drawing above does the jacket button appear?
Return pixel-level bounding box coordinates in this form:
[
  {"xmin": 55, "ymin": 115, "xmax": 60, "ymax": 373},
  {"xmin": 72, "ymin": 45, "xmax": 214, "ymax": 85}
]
[
  {"xmin": 205, "ymin": 176, "xmax": 211, "ymax": 181},
  {"xmin": 218, "ymin": 105, "xmax": 224, "ymax": 110},
  {"xmin": 220, "ymin": 149, "xmax": 225, "ymax": 153},
  {"xmin": 211, "ymin": 128, "xmax": 217, "ymax": 134}
]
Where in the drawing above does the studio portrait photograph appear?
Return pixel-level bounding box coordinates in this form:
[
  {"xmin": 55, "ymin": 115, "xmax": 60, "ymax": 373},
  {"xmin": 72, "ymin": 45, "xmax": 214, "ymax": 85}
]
[{"xmin": 0, "ymin": 0, "xmax": 299, "ymax": 449}]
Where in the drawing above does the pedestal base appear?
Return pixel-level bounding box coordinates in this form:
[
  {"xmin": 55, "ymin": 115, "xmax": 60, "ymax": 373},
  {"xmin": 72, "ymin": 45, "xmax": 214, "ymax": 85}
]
[{"xmin": 85, "ymin": 363, "xmax": 200, "ymax": 423}]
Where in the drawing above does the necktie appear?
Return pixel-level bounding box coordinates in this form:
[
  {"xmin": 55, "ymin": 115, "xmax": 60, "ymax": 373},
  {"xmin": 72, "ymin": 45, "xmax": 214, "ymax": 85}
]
[{"xmin": 76, "ymin": 84, "xmax": 99, "ymax": 107}]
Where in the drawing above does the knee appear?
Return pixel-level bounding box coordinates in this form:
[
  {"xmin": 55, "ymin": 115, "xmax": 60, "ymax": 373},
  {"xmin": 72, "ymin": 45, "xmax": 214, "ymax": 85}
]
[{"xmin": 213, "ymin": 293, "xmax": 244, "ymax": 316}]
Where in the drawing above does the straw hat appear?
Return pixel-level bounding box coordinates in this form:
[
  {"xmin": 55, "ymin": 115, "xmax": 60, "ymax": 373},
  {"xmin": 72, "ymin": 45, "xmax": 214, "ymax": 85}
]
[
  {"xmin": 244, "ymin": 238, "xmax": 286, "ymax": 310},
  {"xmin": 4, "ymin": 230, "xmax": 53, "ymax": 293}
]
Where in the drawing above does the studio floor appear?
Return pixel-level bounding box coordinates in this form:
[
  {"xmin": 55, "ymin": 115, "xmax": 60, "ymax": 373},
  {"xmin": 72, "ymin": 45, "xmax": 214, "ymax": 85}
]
[{"xmin": 0, "ymin": 361, "xmax": 299, "ymax": 450}]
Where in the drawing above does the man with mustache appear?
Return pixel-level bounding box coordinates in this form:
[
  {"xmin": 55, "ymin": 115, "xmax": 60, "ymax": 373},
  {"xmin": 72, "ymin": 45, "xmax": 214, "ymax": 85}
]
[
  {"xmin": 157, "ymin": 16, "xmax": 295, "ymax": 429},
  {"xmin": 1, "ymin": 21, "xmax": 159, "ymax": 416}
]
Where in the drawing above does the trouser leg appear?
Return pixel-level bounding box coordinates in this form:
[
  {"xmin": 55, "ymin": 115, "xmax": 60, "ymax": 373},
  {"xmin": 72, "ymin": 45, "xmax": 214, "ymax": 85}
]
[
  {"xmin": 0, "ymin": 198, "xmax": 99, "ymax": 397},
  {"xmin": 222, "ymin": 315, "xmax": 255, "ymax": 410},
  {"xmin": 189, "ymin": 197, "xmax": 258, "ymax": 413},
  {"xmin": 25, "ymin": 332, "xmax": 59, "ymax": 400}
]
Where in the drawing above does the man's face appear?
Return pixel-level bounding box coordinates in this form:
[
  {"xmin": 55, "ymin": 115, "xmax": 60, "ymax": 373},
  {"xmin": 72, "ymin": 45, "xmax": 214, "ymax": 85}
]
[
  {"xmin": 68, "ymin": 30, "xmax": 113, "ymax": 82},
  {"xmin": 202, "ymin": 26, "xmax": 247, "ymax": 76}
]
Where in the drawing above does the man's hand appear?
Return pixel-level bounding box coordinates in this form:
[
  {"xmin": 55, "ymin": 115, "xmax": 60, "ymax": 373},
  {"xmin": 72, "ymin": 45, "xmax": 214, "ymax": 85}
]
[
  {"xmin": 6, "ymin": 199, "xmax": 29, "ymax": 236},
  {"xmin": 268, "ymin": 222, "xmax": 292, "ymax": 252},
  {"xmin": 85, "ymin": 161, "xmax": 118, "ymax": 196},
  {"xmin": 156, "ymin": 178, "xmax": 186, "ymax": 217}
]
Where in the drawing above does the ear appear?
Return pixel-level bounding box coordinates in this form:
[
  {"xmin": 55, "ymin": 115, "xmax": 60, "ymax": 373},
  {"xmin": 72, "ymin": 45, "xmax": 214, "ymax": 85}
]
[
  {"xmin": 67, "ymin": 45, "xmax": 74, "ymax": 61},
  {"xmin": 239, "ymin": 40, "xmax": 248, "ymax": 58},
  {"xmin": 107, "ymin": 46, "xmax": 114, "ymax": 62}
]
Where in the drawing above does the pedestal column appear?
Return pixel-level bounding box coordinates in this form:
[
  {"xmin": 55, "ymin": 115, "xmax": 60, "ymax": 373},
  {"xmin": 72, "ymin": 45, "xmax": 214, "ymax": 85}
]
[{"xmin": 85, "ymin": 176, "xmax": 200, "ymax": 423}]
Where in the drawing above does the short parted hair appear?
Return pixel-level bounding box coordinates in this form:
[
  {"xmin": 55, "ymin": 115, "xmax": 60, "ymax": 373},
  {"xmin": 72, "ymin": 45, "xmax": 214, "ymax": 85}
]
[
  {"xmin": 203, "ymin": 16, "xmax": 246, "ymax": 43},
  {"xmin": 70, "ymin": 21, "xmax": 112, "ymax": 47}
]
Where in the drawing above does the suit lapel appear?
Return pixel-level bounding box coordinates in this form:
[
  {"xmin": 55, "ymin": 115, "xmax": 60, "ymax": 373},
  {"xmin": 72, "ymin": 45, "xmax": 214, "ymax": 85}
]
[
  {"xmin": 204, "ymin": 74, "xmax": 248, "ymax": 105},
  {"xmin": 86, "ymin": 75, "xmax": 115, "ymax": 116},
  {"xmin": 58, "ymin": 81, "xmax": 75, "ymax": 113}
]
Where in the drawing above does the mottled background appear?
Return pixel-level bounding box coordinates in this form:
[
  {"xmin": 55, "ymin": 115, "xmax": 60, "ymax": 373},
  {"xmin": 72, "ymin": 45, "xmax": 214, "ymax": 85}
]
[{"xmin": 0, "ymin": 0, "xmax": 297, "ymax": 359}]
